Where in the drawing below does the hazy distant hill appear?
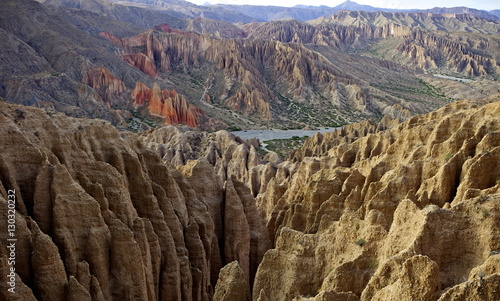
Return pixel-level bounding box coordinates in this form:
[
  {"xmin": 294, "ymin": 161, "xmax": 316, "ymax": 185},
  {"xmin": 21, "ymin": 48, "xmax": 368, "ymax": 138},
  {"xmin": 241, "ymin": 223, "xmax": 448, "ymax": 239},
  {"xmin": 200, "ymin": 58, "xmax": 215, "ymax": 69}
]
[
  {"xmin": 333, "ymin": 0, "xmax": 381, "ymax": 12},
  {"xmin": 488, "ymin": 9, "xmax": 500, "ymax": 18},
  {"xmin": 416, "ymin": 6, "xmax": 498, "ymax": 20},
  {"xmin": 49, "ymin": 0, "xmax": 498, "ymax": 23}
]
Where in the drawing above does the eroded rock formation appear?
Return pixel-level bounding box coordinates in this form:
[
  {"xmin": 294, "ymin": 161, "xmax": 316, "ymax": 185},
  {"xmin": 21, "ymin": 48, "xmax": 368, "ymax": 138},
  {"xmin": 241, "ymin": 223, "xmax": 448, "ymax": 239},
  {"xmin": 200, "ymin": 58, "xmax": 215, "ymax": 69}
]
[
  {"xmin": 138, "ymin": 96, "xmax": 500, "ymax": 300},
  {"xmin": 100, "ymin": 27, "xmax": 440, "ymax": 124},
  {"xmin": 243, "ymin": 12, "xmax": 500, "ymax": 77},
  {"xmin": 252, "ymin": 95, "xmax": 500, "ymax": 300},
  {"xmin": 132, "ymin": 82, "xmax": 205, "ymax": 127},
  {"xmin": 0, "ymin": 101, "xmax": 268, "ymax": 300},
  {"xmin": 140, "ymin": 125, "xmax": 278, "ymax": 198},
  {"xmin": 82, "ymin": 65, "xmax": 127, "ymax": 106}
]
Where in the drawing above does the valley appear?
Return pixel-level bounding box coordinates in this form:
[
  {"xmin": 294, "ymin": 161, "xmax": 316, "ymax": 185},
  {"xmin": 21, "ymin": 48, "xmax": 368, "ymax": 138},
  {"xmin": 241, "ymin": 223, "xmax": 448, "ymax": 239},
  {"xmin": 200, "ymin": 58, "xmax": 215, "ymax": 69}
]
[{"xmin": 5, "ymin": 0, "xmax": 499, "ymax": 131}]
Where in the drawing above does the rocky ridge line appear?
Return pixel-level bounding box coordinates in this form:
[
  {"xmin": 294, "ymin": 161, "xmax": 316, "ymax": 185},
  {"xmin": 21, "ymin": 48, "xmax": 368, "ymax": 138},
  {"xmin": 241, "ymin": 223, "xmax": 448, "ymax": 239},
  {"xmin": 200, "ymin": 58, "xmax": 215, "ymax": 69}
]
[{"xmin": 249, "ymin": 96, "xmax": 500, "ymax": 300}]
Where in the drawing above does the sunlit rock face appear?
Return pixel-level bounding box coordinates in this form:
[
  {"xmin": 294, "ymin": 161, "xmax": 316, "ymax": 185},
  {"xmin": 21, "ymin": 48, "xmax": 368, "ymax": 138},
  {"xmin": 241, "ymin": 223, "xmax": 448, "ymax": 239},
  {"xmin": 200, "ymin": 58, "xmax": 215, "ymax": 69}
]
[
  {"xmin": 0, "ymin": 101, "xmax": 269, "ymax": 301},
  {"xmin": 132, "ymin": 82, "xmax": 204, "ymax": 127}
]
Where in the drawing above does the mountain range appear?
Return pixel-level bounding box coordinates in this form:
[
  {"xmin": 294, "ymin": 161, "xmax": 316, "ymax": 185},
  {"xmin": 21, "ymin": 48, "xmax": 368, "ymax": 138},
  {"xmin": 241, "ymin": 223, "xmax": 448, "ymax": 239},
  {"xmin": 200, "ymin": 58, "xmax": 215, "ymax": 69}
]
[
  {"xmin": 108, "ymin": 0, "xmax": 500, "ymax": 22},
  {"xmin": 0, "ymin": 0, "xmax": 497, "ymax": 131}
]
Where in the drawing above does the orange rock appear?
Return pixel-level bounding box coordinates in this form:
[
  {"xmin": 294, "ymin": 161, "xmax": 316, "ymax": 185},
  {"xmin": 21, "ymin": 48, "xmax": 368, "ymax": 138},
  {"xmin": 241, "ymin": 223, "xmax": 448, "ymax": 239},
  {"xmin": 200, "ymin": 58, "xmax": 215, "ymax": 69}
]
[
  {"xmin": 131, "ymin": 82, "xmax": 204, "ymax": 127},
  {"xmin": 153, "ymin": 24, "xmax": 174, "ymax": 33}
]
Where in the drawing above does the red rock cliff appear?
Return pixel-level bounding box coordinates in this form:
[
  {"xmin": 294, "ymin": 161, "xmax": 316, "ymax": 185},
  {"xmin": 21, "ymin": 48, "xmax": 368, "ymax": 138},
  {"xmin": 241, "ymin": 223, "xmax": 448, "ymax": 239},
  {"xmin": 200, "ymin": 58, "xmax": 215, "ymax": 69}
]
[{"xmin": 132, "ymin": 82, "xmax": 204, "ymax": 127}]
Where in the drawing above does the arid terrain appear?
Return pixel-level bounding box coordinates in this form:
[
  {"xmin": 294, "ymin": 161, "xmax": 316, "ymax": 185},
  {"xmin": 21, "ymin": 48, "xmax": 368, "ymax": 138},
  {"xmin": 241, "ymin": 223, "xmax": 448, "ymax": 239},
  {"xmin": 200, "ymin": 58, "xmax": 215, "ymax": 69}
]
[
  {"xmin": 1, "ymin": 91, "xmax": 499, "ymax": 301},
  {"xmin": 0, "ymin": 0, "xmax": 499, "ymax": 300},
  {"xmin": 2, "ymin": 0, "xmax": 499, "ymax": 131}
]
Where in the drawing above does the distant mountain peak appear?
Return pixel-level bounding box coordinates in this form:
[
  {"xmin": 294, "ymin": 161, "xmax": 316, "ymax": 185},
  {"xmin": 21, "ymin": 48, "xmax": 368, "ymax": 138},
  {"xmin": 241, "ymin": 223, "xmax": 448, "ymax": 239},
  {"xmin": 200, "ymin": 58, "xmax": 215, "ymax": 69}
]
[{"xmin": 335, "ymin": 0, "xmax": 380, "ymax": 12}]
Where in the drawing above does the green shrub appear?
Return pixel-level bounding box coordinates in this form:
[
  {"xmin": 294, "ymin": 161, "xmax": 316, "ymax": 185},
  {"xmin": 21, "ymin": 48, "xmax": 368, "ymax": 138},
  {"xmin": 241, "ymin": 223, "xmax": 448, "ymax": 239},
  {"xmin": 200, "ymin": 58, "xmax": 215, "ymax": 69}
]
[
  {"xmin": 444, "ymin": 151, "xmax": 453, "ymax": 162},
  {"xmin": 355, "ymin": 238, "xmax": 367, "ymax": 246}
]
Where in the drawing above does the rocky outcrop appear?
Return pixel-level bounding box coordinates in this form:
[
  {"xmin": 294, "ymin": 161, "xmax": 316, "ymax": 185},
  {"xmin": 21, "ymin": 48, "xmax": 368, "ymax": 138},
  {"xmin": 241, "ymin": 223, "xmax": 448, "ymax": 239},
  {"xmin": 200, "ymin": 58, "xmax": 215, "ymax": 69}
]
[
  {"xmin": 313, "ymin": 10, "xmax": 500, "ymax": 34},
  {"xmin": 397, "ymin": 30, "xmax": 499, "ymax": 76},
  {"xmin": 252, "ymin": 96, "xmax": 500, "ymax": 300},
  {"xmin": 213, "ymin": 261, "xmax": 250, "ymax": 301},
  {"xmin": 132, "ymin": 82, "xmax": 204, "ymax": 127},
  {"xmin": 82, "ymin": 65, "xmax": 127, "ymax": 106},
  {"xmin": 101, "ymin": 30, "xmax": 274, "ymax": 119},
  {"xmin": 243, "ymin": 19, "xmax": 411, "ymax": 49},
  {"xmin": 0, "ymin": 101, "xmax": 269, "ymax": 300},
  {"xmin": 122, "ymin": 53, "xmax": 157, "ymax": 77},
  {"xmin": 244, "ymin": 13, "xmax": 500, "ymax": 77},
  {"xmin": 139, "ymin": 126, "xmax": 278, "ymax": 198}
]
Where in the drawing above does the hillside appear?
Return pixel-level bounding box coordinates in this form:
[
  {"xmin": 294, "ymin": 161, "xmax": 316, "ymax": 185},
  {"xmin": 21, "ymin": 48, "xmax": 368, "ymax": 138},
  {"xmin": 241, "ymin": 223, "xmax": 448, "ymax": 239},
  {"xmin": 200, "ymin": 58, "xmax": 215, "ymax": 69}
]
[
  {"xmin": 244, "ymin": 11, "xmax": 500, "ymax": 78},
  {"xmin": 2, "ymin": 0, "xmax": 470, "ymax": 131}
]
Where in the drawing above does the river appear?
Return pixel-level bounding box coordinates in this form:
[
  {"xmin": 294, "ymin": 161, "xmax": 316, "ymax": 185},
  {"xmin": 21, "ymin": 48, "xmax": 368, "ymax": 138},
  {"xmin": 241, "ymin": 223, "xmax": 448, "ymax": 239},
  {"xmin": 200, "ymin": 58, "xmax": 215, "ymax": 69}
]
[
  {"xmin": 433, "ymin": 74, "xmax": 473, "ymax": 82},
  {"xmin": 232, "ymin": 127, "xmax": 339, "ymax": 142}
]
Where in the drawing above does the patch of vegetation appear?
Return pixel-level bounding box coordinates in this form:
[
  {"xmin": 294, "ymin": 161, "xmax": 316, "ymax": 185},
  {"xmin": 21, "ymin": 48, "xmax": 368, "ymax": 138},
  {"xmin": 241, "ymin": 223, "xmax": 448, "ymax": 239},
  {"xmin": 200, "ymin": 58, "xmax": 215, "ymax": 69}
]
[
  {"xmin": 264, "ymin": 136, "xmax": 310, "ymax": 158},
  {"xmin": 444, "ymin": 150, "xmax": 453, "ymax": 162},
  {"xmin": 271, "ymin": 92, "xmax": 347, "ymax": 129},
  {"xmin": 256, "ymin": 147, "xmax": 269, "ymax": 157},
  {"xmin": 372, "ymin": 79, "xmax": 446, "ymax": 100},
  {"xmin": 227, "ymin": 126, "xmax": 242, "ymax": 131},
  {"xmin": 418, "ymin": 79, "xmax": 447, "ymax": 98},
  {"xmin": 481, "ymin": 207, "xmax": 490, "ymax": 219},
  {"xmin": 355, "ymin": 238, "xmax": 367, "ymax": 246},
  {"xmin": 127, "ymin": 110, "xmax": 158, "ymax": 132},
  {"xmin": 369, "ymin": 258, "xmax": 378, "ymax": 270}
]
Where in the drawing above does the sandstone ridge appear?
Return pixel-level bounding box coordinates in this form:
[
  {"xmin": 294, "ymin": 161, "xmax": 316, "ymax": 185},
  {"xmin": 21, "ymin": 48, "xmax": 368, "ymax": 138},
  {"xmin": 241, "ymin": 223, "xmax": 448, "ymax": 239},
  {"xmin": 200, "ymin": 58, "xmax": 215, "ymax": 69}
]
[
  {"xmin": 251, "ymin": 95, "xmax": 500, "ymax": 300},
  {"xmin": 136, "ymin": 95, "xmax": 500, "ymax": 300}
]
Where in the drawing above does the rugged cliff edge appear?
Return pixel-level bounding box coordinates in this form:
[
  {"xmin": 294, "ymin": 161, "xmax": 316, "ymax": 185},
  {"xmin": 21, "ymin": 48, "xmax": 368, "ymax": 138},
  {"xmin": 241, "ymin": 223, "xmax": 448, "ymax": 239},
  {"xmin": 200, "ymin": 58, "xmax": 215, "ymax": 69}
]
[
  {"xmin": 0, "ymin": 100, "xmax": 269, "ymax": 300},
  {"xmin": 251, "ymin": 95, "xmax": 500, "ymax": 300},
  {"xmin": 1, "ymin": 95, "xmax": 499, "ymax": 300}
]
